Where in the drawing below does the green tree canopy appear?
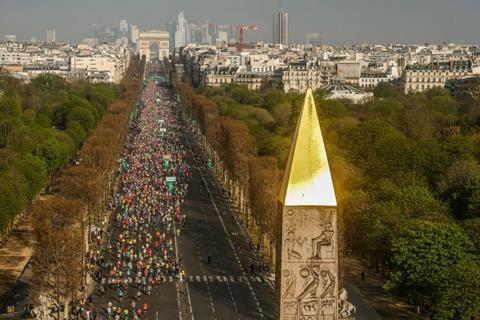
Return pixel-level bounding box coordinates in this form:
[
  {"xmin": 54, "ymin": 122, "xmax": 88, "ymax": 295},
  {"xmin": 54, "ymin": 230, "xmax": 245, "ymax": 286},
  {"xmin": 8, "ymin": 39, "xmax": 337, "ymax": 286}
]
[
  {"xmin": 433, "ymin": 256, "xmax": 480, "ymax": 320},
  {"xmin": 387, "ymin": 221, "xmax": 475, "ymax": 299}
]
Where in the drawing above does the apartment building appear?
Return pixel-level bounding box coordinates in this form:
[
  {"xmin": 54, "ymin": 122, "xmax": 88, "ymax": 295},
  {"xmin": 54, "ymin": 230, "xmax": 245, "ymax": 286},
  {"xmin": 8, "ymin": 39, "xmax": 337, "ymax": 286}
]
[{"xmin": 403, "ymin": 60, "xmax": 475, "ymax": 94}]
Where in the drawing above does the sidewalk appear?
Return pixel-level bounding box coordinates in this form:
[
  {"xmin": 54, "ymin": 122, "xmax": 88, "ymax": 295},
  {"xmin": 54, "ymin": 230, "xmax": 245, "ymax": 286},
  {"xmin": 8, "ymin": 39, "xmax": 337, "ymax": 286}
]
[
  {"xmin": 343, "ymin": 256, "xmax": 427, "ymax": 320},
  {"xmin": 0, "ymin": 218, "xmax": 34, "ymax": 305}
]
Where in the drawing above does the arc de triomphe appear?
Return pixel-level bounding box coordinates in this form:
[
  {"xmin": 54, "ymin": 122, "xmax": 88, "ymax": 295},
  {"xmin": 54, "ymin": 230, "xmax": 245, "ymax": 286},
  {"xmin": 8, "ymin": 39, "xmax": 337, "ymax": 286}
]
[{"xmin": 137, "ymin": 30, "xmax": 169, "ymax": 61}]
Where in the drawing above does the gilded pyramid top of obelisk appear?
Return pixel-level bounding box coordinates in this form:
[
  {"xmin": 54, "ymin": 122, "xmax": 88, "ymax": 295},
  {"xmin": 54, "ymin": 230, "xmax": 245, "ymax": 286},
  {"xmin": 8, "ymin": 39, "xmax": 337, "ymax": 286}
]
[{"xmin": 279, "ymin": 89, "xmax": 337, "ymax": 206}]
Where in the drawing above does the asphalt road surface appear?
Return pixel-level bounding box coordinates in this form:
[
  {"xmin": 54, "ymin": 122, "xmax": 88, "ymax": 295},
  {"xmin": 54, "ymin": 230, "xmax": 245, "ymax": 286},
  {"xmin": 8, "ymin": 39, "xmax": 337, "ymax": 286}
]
[{"xmin": 90, "ymin": 65, "xmax": 275, "ymax": 320}]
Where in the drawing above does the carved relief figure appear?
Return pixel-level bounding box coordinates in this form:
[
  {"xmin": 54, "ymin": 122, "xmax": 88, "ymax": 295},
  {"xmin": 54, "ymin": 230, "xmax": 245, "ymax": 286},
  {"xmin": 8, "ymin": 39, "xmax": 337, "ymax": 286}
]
[
  {"xmin": 319, "ymin": 270, "xmax": 335, "ymax": 299},
  {"xmin": 297, "ymin": 266, "xmax": 320, "ymax": 301},
  {"xmin": 310, "ymin": 223, "xmax": 334, "ymax": 260},
  {"xmin": 300, "ymin": 299, "xmax": 320, "ymax": 318},
  {"xmin": 284, "ymin": 301, "xmax": 298, "ymax": 316},
  {"xmin": 321, "ymin": 298, "xmax": 336, "ymax": 315},
  {"xmin": 285, "ymin": 229, "xmax": 307, "ymax": 261},
  {"xmin": 283, "ymin": 269, "xmax": 297, "ymax": 298}
]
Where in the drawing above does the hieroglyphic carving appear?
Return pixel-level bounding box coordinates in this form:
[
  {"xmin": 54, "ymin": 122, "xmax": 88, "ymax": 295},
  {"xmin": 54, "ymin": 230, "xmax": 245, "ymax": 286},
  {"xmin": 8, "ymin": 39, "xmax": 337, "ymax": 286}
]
[
  {"xmin": 285, "ymin": 228, "xmax": 308, "ymax": 261},
  {"xmin": 297, "ymin": 266, "xmax": 320, "ymax": 301},
  {"xmin": 310, "ymin": 223, "xmax": 335, "ymax": 261},
  {"xmin": 283, "ymin": 270, "xmax": 296, "ymax": 298},
  {"xmin": 278, "ymin": 206, "xmax": 339, "ymax": 320}
]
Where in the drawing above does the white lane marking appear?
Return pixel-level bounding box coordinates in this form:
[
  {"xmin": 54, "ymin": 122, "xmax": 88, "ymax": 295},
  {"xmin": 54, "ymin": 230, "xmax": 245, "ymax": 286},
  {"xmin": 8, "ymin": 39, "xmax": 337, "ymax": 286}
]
[
  {"xmin": 189, "ymin": 275, "xmax": 194, "ymax": 282},
  {"xmin": 195, "ymin": 168, "xmax": 265, "ymax": 318},
  {"xmin": 216, "ymin": 276, "xmax": 222, "ymax": 282},
  {"xmin": 222, "ymin": 276, "xmax": 228, "ymax": 282},
  {"xmin": 256, "ymin": 276, "xmax": 262, "ymax": 282},
  {"xmin": 224, "ymin": 278, "xmax": 239, "ymax": 314},
  {"xmin": 203, "ymin": 275, "xmax": 208, "ymax": 282},
  {"xmin": 229, "ymin": 276, "xmax": 235, "ymax": 283},
  {"xmin": 196, "ymin": 275, "xmax": 201, "ymax": 282},
  {"xmin": 185, "ymin": 282, "xmax": 194, "ymax": 320},
  {"xmin": 185, "ymin": 118, "xmax": 265, "ymax": 318},
  {"xmin": 175, "ymin": 281, "xmax": 182, "ymax": 320}
]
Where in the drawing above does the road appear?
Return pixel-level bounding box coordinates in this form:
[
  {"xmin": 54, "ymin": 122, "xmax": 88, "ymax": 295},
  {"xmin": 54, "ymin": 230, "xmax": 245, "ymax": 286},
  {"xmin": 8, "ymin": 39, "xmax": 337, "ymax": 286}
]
[
  {"xmin": 89, "ymin": 62, "xmax": 275, "ymax": 320},
  {"xmin": 176, "ymin": 139, "xmax": 276, "ymax": 320}
]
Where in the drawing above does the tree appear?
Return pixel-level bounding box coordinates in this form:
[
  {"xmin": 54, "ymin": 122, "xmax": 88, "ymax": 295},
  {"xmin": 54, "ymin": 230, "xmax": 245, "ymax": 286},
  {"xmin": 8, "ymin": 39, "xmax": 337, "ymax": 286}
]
[
  {"xmin": 360, "ymin": 201, "xmax": 410, "ymax": 266},
  {"xmin": 271, "ymin": 102, "xmax": 291, "ymax": 127},
  {"xmin": 31, "ymin": 74, "xmax": 67, "ymax": 92},
  {"xmin": 0, "ymin": 117, "xmax": 18, "ymax": 148},
  {"xmin": 34, "ymin": 137, "xmax": 69, "ymax": 172},
  {"xmin": 65, "ymin": 120, "xmax": 87, "ymax": 147},
  {"xmin": 373, "ymin": 82, "xmax": 402, "ymax": 98},
  {"xmin": 220, "ymin": 118, "xmax": 256, "ymax": 185},
  {"xmin": 367, "ymin": 133, "xmax": 416, "ymax": 179},
  {"xmin": 428, "ymin": 95, "xmax": 458, "ymax": 115},
  {"xmin": 67, "ymin": 106, "xmax": 96, "ymax": 133},
  {"xmin": 386, "ymin": 221, "xmax": 475, "ymax": 304},
  {"xmin": 18, "ymin": 155, "xmax": 48, "ymax": 200},
  {"xmin": 0, "ymin": 170, "xmax": 28, "ymax": 232},
  {"xmin": 31, "ymin": 197, "xmax": 83, "ymax": 320},
  {"xmin": 249, "ymin": 157, "xmax": 281, "ymax": 235},
  {"xmin": 394, "ymin": 185, "xmax": 450, "ymax": 222},
  {"xmin": 462, "ymin": 218, "xmax": 480, "ymax": 254},
  {"xmin": 52, "ymin": 104, "xmax": 70, "ymax": 130},
  {"xmin": 319, "ymin": 99, "xmax": 350, "ymax": 119},
  {"xmin": 433, "ymin": 257, "xmax": 480, "ymax": 320},
  {"xmin": 248, "ymin": 107, "xmax": 275, "ymax": 124},
  {"xmin": 437, "ymin": 159, "xmax": 480, "ymax": 220},
  {"xmin": 0, "ymin": 91, "xmax": 22, "ymax": 117},
  {"xmin": 371, "ymin": 98, "xmax": 401, "ymax": 120},
  {"xmin": 396, "ymin": 105, "xmax": 437, "ymax": 141},
  {"xmin": 262, "ymin": 89, "xmax": 287, "ymax": 111},
  {"xmin": 342, "ymin": 119, "xmax": 400, "ymax": 167}
]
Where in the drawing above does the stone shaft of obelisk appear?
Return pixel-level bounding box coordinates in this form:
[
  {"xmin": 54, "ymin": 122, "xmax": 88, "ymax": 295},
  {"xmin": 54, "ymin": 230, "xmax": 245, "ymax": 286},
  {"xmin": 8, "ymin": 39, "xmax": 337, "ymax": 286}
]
[{"xmin": 276, "ymin": 206, "xmax": 339, "ymax": 320}]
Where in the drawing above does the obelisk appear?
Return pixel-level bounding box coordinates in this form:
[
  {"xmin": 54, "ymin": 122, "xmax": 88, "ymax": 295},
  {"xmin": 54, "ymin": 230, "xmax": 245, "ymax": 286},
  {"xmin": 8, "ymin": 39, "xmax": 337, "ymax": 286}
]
[{"xmin": 276, "ymin": 89, "xmax": 338, "ymax": 320}]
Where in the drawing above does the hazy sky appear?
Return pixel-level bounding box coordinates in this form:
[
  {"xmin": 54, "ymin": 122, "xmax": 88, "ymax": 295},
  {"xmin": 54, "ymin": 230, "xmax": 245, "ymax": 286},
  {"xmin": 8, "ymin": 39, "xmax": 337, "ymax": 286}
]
[{"xmin": 1, "ymin": 0, "xmax": 479, "ymax": 44}]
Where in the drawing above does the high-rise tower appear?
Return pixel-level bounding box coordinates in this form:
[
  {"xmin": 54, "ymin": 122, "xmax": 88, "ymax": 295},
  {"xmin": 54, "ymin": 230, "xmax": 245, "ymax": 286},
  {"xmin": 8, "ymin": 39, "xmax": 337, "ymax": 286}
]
[
  {"xmin": 46, "ymin": 28, "xmax": 56, "ymax": 43},
  {"xmin": 273, "ymin": 9, "xmax": 288, "ymax": 45}
]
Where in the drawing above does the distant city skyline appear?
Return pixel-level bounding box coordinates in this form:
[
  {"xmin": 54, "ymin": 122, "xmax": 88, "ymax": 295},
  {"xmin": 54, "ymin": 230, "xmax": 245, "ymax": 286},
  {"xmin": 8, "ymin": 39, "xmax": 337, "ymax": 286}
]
[{"xmin": 1, "ymin": 0, "xmax": 480, "ymax": 44}]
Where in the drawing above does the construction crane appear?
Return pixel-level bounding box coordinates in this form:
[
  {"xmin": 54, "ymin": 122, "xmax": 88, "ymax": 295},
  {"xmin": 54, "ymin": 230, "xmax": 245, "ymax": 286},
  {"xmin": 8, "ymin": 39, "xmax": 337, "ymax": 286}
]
[{"xmin": 236, "ymin": 25, "xmax": 258, "ymax": 52}]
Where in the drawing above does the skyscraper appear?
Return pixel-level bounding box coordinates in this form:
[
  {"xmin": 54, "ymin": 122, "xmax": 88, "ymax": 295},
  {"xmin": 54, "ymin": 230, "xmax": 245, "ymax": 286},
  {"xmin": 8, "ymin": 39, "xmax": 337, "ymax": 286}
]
[
  {"xmin": 166, "ymin": 21, "xmax": 177, "ymax": 51},
  {"xmin": 273, "ymin": 9, "xmax": 288, "ymax": 45},
  {"xmin": 46, "ymin": 28, "xmax": 56, "ymax": 43},
  {"xmin": 118, "ymin": 20, "xmax": 129, "ymax": 45},
  {"xmin": 175, "ymin": 11, "xmax": 188, "ymax": 49},
  {"xmin": 119, "ymin": 19, "xmax": 128, "ymax": 35},
  {"xmin": 131, "ymin": 25, "xmax": 139, "ymax": 46}
]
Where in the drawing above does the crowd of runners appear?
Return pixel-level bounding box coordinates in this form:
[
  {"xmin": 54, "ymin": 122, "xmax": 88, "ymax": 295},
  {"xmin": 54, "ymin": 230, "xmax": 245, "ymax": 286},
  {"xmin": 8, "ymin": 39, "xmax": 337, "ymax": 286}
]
[{"xmin": 80, "ymin": 62, "xmax": 192, "ymax": 320}]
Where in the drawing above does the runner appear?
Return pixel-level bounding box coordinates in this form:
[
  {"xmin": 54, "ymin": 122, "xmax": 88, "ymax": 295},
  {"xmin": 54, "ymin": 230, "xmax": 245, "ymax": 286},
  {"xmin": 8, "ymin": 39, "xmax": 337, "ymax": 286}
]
[{"xmin": 91, "ymin": 61, "xmax": 192, "ymax": 319}]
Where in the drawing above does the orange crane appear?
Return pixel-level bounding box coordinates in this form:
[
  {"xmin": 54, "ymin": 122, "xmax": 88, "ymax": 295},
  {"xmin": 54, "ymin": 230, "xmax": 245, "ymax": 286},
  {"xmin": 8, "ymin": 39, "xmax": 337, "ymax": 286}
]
[{"xmin": 236, "ymin": 25, "xmax": 258, "ymax": 52}]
